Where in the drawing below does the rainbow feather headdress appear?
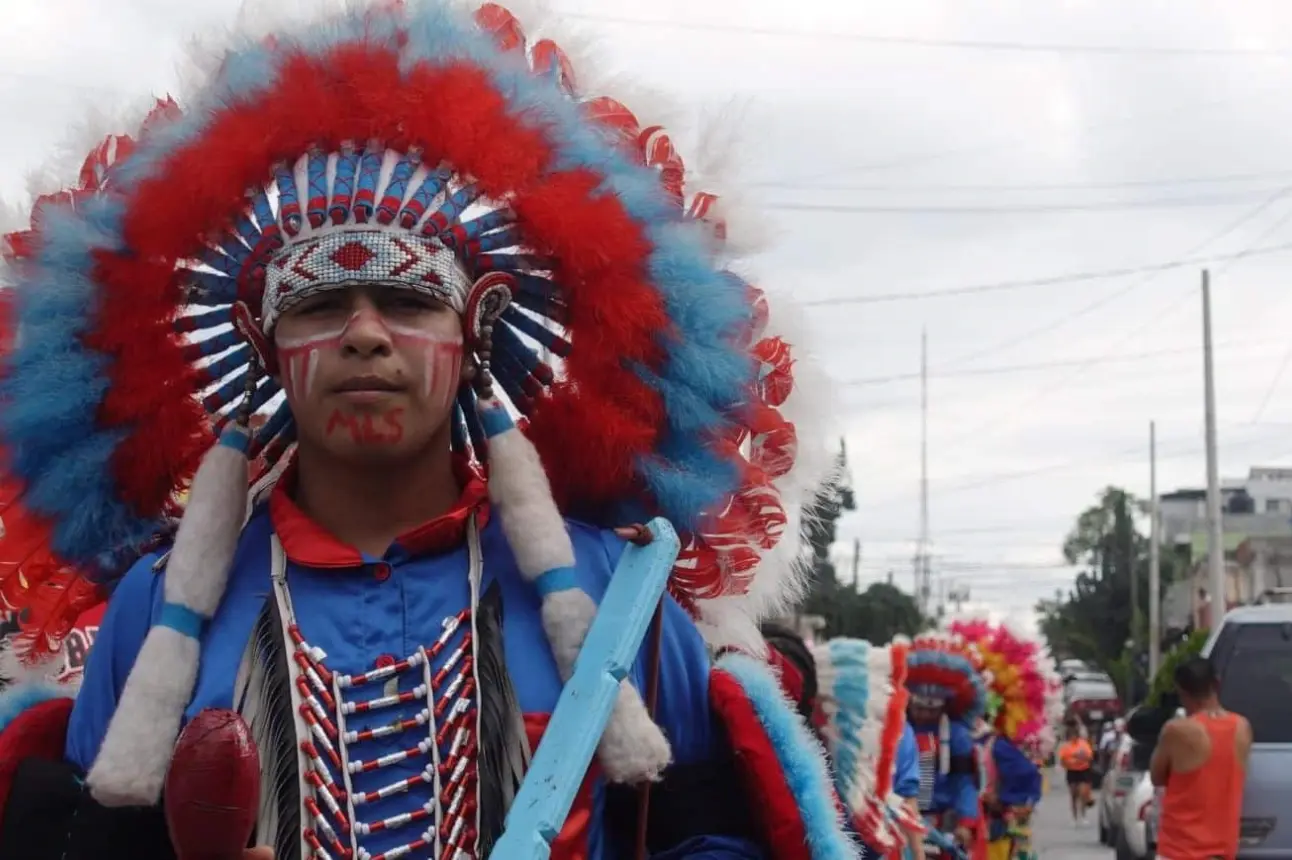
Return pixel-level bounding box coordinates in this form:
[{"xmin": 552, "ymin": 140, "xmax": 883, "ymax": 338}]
[
  {"xmin": 904, "ymin": 631, "xmax": 988, "ymax": 722},
  {"xmin": 0, "ymin": 0, "xmax": 833, "ymax": 806},
  {"xmin": 947, "ymin": 617, "xmax": 1063, "ymax": 755},
  {"xmin": 810, "ymin": 637, "xmax": 912, "ymax": 853}
]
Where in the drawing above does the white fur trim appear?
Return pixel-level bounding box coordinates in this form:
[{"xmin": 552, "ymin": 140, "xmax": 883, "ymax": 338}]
[
  {"xmin": 485, "ymin": 419, "xmax": 670, "ymax": 782},
  {"xmin": 87, "ymin": 627, "xmax": 200, "ymax": 805},
  {"xmin": 164, "ymin": 437, "xmax": 250, "ymax": 615},
  {"xmin": 596, "ymin": 678, "xmax": 672, "ymax": 783},
  {"xmin": 88, "ymin": 437, "xmax": 249, "ymax": 806},
  {"xmin": 485, "ymin": 424, "xmax": 574, "ymax": 578},
  {"xmin": 538, "ymin": 565, "xmax": 671, "ymax": 783}
]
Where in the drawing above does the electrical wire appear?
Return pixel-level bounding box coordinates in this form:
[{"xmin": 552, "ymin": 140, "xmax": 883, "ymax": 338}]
[
  {"xmin": 564, "ymin": 12, "xmax": 1292, "ymax": 58},
  {"xmin": 773, "ymin": 190, "xmax": 1290, "ymax": 215},
  {"xmin": 804, "ymin": 241, "xmax": 1292, "ymax": 306},
  {"xmin": 839, "ymin": 339, "xmax": 1283, "ymax": 387},
  {"xmin": 852, "ymin": 423, "xmax": 1292, "ymax": 512},
  {"xmin": 754, "ymin": 169, "xmax": 1292, "ymax": 194},
  {"xmin": 941, "ymin": 187, "xmax": 1292, "ymax": 371}
]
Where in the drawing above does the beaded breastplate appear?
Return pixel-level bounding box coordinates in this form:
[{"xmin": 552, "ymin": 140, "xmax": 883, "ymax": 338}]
[{"xmin": 237, "ymin": 525, "xmax": 493, "ymax": 860}]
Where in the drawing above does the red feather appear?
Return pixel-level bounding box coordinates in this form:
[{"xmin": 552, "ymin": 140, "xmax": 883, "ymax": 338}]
[{"xmin": 14, "ymin": 573, "xmax": 103, "ymax": 664}]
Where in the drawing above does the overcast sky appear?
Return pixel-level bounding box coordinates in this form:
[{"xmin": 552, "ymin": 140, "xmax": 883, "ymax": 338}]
[{"xmin": 8, "ymin": 0, "xmax": 1292, "ymax": 626}]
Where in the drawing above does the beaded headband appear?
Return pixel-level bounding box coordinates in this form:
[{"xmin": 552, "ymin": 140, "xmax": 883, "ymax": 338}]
[{"xmin": 261, "ymin": 230, "xmax": 471, "ymax": 326}]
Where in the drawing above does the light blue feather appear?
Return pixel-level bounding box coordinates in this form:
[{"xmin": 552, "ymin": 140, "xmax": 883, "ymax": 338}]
[
  {"xmin": 719, "ymin": 652, "xmax": 860, "ymax": 860},
  {"xmin": 0, "ymin": 682, "xmax": 74, "ymax": 734}
]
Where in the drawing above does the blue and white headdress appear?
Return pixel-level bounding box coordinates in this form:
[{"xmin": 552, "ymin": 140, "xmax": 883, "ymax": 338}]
[{"xmin": 811, "ymin": 637, "xmax": 911, "ymax": 853}]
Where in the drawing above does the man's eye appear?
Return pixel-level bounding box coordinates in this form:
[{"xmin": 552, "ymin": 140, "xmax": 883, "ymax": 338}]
[
  {"xmin": 390, "ymin": 295, "xmax": 437, "ymax": 311},
  {"xmin": 299, "ymin": 298, "xmax": 342, "ymax": 314}
]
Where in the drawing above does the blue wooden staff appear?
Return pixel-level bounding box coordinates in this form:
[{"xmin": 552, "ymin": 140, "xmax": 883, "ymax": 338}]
[{"xmin": 491, "ymin": 517, "xmax": 680, "ymax": 859}]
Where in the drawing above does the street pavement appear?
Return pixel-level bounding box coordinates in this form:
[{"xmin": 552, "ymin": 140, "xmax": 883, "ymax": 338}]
[{"xmin": 1031, "ymin": 769, "xmax": 1110, "ymax": 860}]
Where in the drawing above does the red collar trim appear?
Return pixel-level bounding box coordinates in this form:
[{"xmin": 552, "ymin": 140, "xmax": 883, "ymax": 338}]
[{"xmin": 268, "ymin": 462, "xmax": 490, "ymax": 568}]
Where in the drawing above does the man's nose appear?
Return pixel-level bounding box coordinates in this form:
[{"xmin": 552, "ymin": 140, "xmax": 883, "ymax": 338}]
[{"xmin": 340, "ymin": 302, "xmax": 394, "ymax": 356}]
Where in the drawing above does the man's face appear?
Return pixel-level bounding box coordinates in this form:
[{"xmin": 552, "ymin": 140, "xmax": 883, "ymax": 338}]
[
  {"xmin": 909, "ymin": 703, "xmax": 942, "ymax": 725},
  {"xmin": 273, "ymin": 285, "xmax": 465, "ymax": 462}
]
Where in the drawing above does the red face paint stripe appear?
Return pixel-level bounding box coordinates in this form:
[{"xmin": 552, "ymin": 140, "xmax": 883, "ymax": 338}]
[{"xmin": 93, "ymin": 44, "xmax": 668, "ymax": 519}]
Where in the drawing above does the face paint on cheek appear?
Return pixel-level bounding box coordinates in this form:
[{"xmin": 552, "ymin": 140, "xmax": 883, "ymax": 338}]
[
  {"xmin": 275, "ymin": 327, "xmax": 347, "ymax": 402},
  {"xmin": 387, "ymin": 324, "xmax": 464, "ymax": 410}
]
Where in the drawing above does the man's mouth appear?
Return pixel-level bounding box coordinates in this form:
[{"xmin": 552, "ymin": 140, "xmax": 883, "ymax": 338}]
[{"xmin": 333, "ymin": 375, "xmax": 404, "ymax": 393}]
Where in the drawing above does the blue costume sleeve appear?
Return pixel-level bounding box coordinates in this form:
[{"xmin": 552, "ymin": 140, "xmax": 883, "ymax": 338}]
[
  {"xmin": 64, "ymin": 552, "xmax": 164, "ymax": 771},
  {"xmin": 992, "ymin": 738, "xmax": 1042, "ymax": 806},
  {"xmin": 947, "ymin": 721, "xmax": 981, "ymax": 822},
  {"xmin": 895, "ymin": 722, "xmax": 921, "ymax": 799}
]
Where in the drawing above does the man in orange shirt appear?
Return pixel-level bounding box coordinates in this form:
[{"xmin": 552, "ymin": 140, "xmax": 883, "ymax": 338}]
[
  {"xmin": 1058, "ymin": 721, "xmax": 1095, "ymax": 826},
  {"xmin": 1151, "ymin": 658, "xmax": 1251, "ymax": 860}
]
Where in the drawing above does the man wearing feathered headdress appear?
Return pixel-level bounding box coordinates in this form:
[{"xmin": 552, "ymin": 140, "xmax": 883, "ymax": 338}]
[
  {"xmin": 0, "ymin": 4, "xmax": 856, "ymax": 858},
  {"xmin": 948, "ymin": 619, "xmax": 1056, "ymax": 860},
  {"xmin": 807, "ymin": 637, "xmax": 917, "ymax": 860},
  {"xmin": 903, "ymin": 634, "xmax": 986, "ymax": 853}
]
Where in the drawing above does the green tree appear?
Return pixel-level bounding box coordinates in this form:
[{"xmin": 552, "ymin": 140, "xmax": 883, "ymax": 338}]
[
  {"xmin": 1039, "ymin": 486, "xmax": 1180, "ymax": 703},
  {"xmin": 1146, "ymin": 629, "xmax": 1209, "ymax": 706},
  {"xmin": 798, "ymin": 439, "xmax": 925, "ymax": 641},
  {"xmin": 805, "ymin": 578, "xmax": 924, "ymax": 643}
]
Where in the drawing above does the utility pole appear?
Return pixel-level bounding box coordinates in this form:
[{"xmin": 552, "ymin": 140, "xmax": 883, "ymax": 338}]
[
  {"xmin": 917, "ymin": 328, "xmax": 932, "ymax": 617},
  {"xmin": 1130, "ymin": 490, "xmax": 1139, "ymax": 659},
  {"xmin": 948, "ymin": 583, "xmax": 970, "ymax": 615},
  {"xmin": 1203, "ymin": 270, "xmax": 1227, "ymax": 628},
  {"xmin": 1149, "ymin": 420, "xmax": 1162, "ymax": 679},
  {"xmin": 851, "ymin": 538, "xmax": 861, "ymax": 591}
]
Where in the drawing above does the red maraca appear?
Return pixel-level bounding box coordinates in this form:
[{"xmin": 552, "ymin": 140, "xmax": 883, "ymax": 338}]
[{"xmin": 164, "ymin": 708, "xmax": 263, "ymax": 860}]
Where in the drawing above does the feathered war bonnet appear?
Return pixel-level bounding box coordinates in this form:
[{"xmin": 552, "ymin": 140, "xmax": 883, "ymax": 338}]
[
  {"xmin": 905, "ymin": 632, "xmax": 988, "ymax": 720},
  {"xmin": 0, "ymin": 0, "xmax": 833, "ymax": 807},
  {"xmin": 810, "ymin": 637, "xmax": 911, "ymax": 853},
  {"xmin": 948, "ymin": 616, "xmax": 1063, "ymax": 755},
  {"xmin": 905, "ymin": 632, "xmax": 988, "ymax": 774}
]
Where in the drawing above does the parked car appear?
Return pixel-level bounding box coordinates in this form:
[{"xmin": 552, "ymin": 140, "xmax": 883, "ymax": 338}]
[
  {"xmin": 1203, "ymin": 605, "xmax": 1292, "ymax": 858},
  {"xmin": 1059, "ymin": 658, "xmax": 1090, "ymax": 681},
  {"xmin": 1100, "ymin": 729, "xmax": 1146, "ymax": 847},
  {"xmin": 1065, "ymin": 672, "xmax": 1122, "ymax": 727},
  {"xmin": 1114, "ymin": 771, "xmax": 1158, "ymax": 860}
]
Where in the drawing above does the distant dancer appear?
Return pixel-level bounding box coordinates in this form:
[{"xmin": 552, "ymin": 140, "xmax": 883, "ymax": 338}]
[
  {"xmin": 1152, "ymin": 657, "xmax": 1251, "ymax": 860},
  {"xmin": 1058, "ymin": 722, "xmax": 1095, "ymax": 825}
]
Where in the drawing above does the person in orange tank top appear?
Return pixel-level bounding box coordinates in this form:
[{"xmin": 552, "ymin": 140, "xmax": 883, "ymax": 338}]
[
  {"xmin": 1150, "ymin": 657, "xmax": 1252, "ymax": 860},
  {"xmin": 1057, "ymin": 721, "xmax": 1096, "ymax": 825}
]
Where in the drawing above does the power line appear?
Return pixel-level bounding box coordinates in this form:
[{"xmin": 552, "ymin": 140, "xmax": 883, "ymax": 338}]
[
  {"xmin": 942, "ymin": 187, "xmax": 1292, "ymax": 372},
  {"xmin": 804, "ymin": 240, "xmax": 1292, "ymax": 307},
  {"xmin": 1250, "ymin": 346, "xmax": 1292, "ymax": 423},
  {"xmin": 773, "ymin": 189, "xmax": 1290, "ymax": 216},
  {"xmin": 851, "ymin": 424, "xmax": 1292, "ymax": 512},
  {"xmin": 839, "ymin": 339, "xmax": 1281, "ymax": 387},
  {"xmin": 565, "ymin": 13, "xmax": 1292, "ymax": 57},
  {"xmin": 754, "ymin": 169, "xmax": 1292, "ymax": 194},
  {"xmin": 772, "ymin": 87, "xmax": 1277, "ymax": 187}
]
